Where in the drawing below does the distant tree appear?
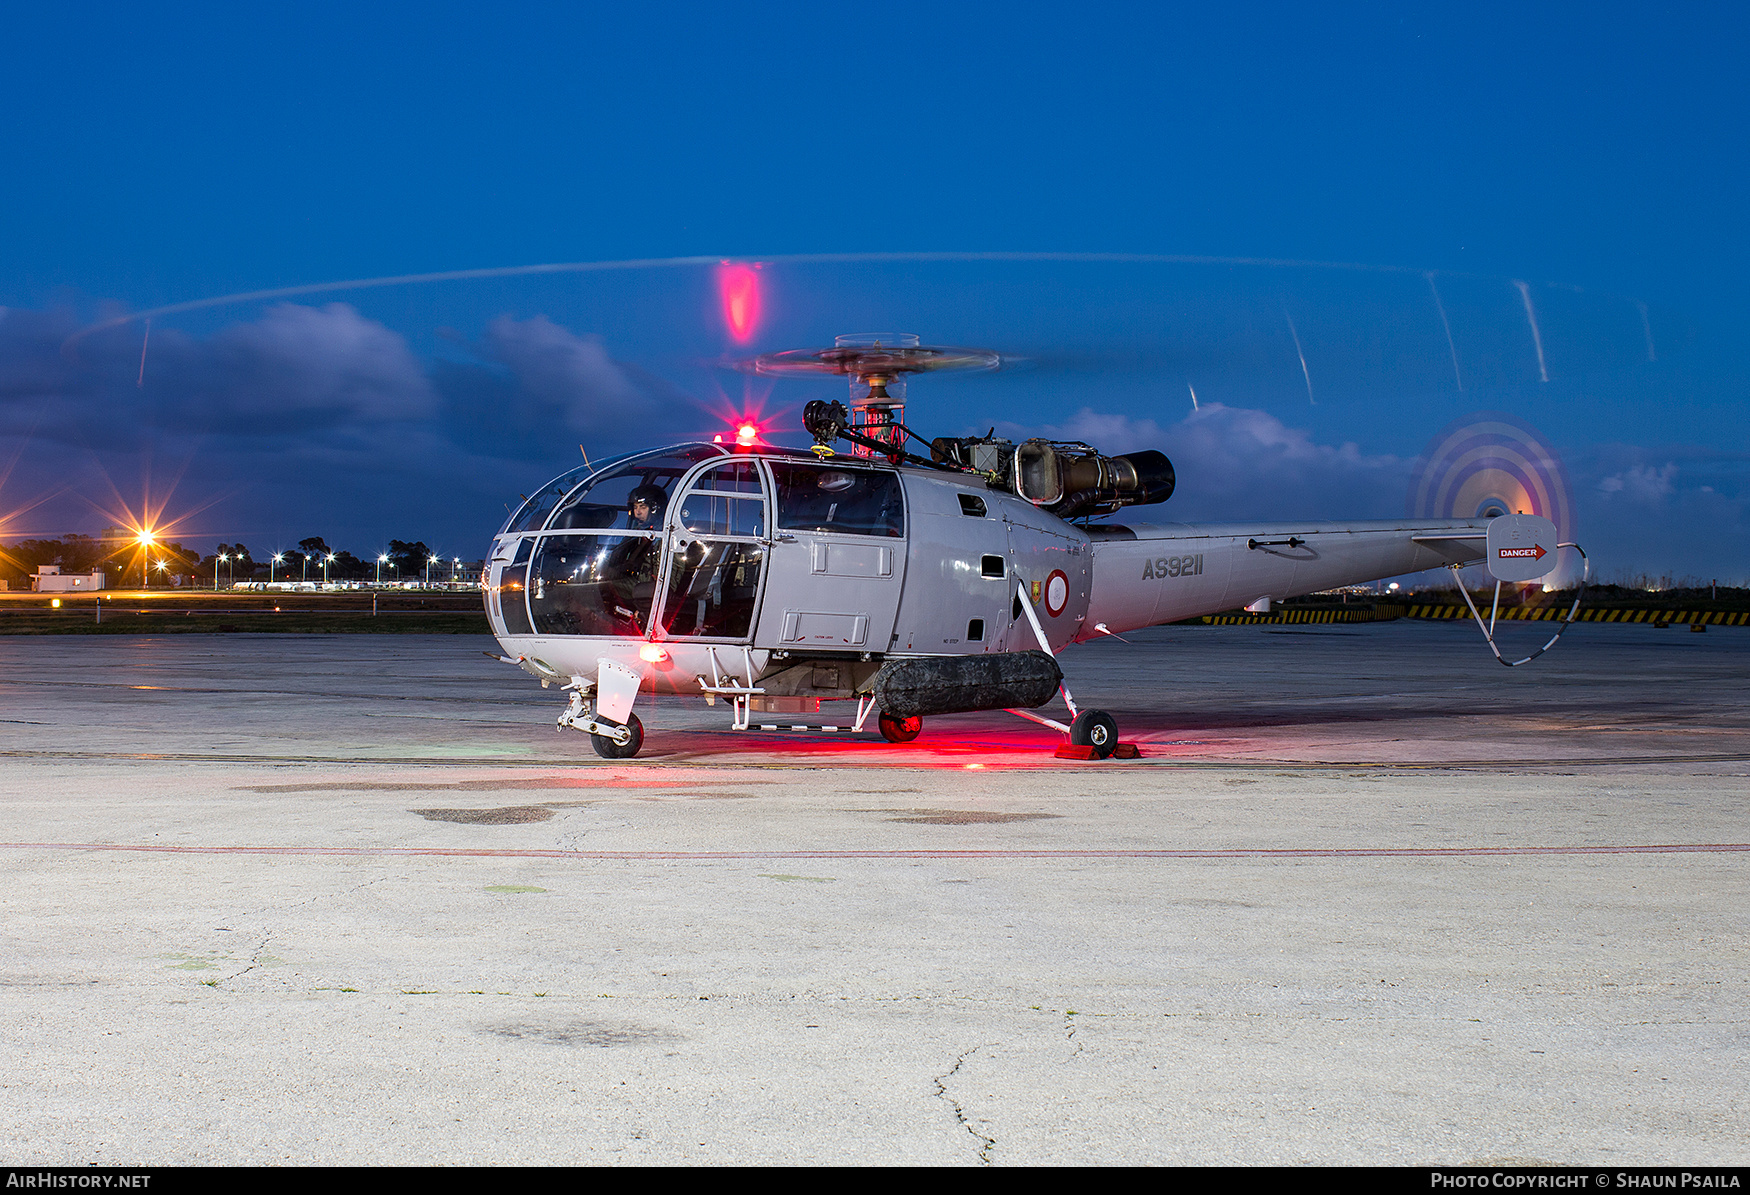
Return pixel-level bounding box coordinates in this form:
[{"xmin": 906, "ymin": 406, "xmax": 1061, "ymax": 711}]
[
  {"xmin": 59, "ymin": 534, "xmax": 103, "ymax": 573},
  {"xmin": 7, "ymin": 539, "xmax": 62, "ymax": 571},
  {"xmin": 388, "ymin": 539, "xmax": 432, "ymax": 579}
]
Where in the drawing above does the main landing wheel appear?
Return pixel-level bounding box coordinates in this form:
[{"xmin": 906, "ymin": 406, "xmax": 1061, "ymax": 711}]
[
  {"xmin": 590, "ymin": 712, "xmax": 644, "ymax": 760},
  {"xmin": 878, "ymin": 712, "xmax": 923, "ymax": 743},
  {"xmin": 1070, "ymin": 709, "xmax": 1118, "ymax": 759}
]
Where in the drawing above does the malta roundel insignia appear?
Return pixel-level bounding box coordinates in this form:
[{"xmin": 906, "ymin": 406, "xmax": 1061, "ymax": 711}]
[{"xmin": 1044, "ymin": 569, "xmax": 1069, "ymax": 617}]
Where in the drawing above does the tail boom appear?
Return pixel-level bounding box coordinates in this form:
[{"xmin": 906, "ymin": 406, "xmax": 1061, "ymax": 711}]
[{"xmin": 1083, "ymin": 518, "xmax": 1488, "ymax": 636}]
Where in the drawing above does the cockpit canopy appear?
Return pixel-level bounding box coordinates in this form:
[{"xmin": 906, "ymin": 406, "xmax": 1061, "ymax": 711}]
[
  {"xmin": 500, "ymin": 444, "xmax": 909, "ymax": 539},
  {"xmin": 501, "ymin": 445, "xmax": 726, "ymax": 536}
]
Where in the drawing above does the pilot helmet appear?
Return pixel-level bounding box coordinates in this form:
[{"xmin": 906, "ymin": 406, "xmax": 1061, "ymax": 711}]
[{"xmin": 627, "ymin": 484, "xmax": 667, "ymax": 519}]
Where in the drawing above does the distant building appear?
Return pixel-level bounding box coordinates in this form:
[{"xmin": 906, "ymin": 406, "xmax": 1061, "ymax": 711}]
[{"xmin": 33, "ymin": 565, "xmax": 105, "ymax": 592}]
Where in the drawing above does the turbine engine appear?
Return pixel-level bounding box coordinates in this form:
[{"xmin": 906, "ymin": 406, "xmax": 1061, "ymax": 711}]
[{"xmin": 928, "ymin": 436, "xmax": 1175, "ymax": 520}]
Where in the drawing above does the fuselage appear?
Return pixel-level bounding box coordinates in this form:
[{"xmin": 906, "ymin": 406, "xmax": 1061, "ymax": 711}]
[{"xmin": 484, "ymin": 443, "xmax": 1485, "ymax": 702}]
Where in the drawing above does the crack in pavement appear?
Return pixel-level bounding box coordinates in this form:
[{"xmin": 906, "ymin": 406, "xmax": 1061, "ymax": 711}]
[{"xmin": 933, "ymin": 1045, "xmax": 997, "ymax": 1164}]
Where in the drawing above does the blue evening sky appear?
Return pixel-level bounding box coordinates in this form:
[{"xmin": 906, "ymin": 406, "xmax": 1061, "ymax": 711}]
[{"xmin": 1, "ymin": 2, "xmax": 1744, "ymax": 580}]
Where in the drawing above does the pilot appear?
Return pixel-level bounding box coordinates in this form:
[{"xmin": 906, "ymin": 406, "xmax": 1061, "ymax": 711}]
[
  {"xmin": 626, "ymin": 484, "xmax": 665, "ymax": 534},
  {"xmin": 606, "ymin": 484, "xmax": 667, "ymax": 629}
]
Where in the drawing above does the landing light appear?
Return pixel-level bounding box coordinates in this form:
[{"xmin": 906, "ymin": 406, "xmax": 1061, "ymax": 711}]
[{"xmin": 639, "ymin": 644, "xmax": 669, "ymax": 663}]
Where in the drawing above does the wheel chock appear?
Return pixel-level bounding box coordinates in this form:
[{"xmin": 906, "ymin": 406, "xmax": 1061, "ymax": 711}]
[{"xmin": 1053, "ymin": 742, "xmax": 1143, "ymax": 760}]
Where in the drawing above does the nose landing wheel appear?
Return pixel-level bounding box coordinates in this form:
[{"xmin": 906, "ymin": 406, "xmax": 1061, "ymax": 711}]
[
  {"xmin": 878, "ymin": 712, "xmax": 922, "ymax": 743},
  {"xmin": 590, "ymin": 712, "xmax": 645, "ymax": 759}
]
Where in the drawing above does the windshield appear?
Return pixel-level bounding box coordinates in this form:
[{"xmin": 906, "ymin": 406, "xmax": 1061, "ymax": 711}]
[
  {"xmin": 545, "ymin": 446, "xmax": 724, "ymax": 532},
  {"xmin": 499, "ymin": 451, "xmax": 640, "ymax": 536}
]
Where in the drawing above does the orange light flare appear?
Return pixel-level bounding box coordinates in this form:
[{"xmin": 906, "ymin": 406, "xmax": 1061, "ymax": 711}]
[
  {"xmin": 82, "ymin": 456, "xmax": 224, "ymax": 587},
  {"xmin": 716, "ymin": 261, "xmax": 764, "ymax": 344}
]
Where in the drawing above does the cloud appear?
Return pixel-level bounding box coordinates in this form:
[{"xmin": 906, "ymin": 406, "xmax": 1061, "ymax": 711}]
[
  {"xmin": 478, "ymin": 315, "xmax": 645, "ymax": 421},
  {"xmin": 0, "ymin": 302, "xmax": 436, "ymax": 447},
  {"xmin": 1596, "ymin": 462, "xmax": 1676, "ymax": 502},
  {"xmin": 434, "ymin": 315, "xmax": 706, "ymax": 462},
  {"xmin": 151, "ymin": 303, "xmax": 437, "ymax": 435},
  {"xmin": 995, "ymin": 402, "xmax": 1412, "ymax": 521}
]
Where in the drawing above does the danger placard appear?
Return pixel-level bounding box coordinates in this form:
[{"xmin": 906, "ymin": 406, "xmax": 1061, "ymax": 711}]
[{"xmin": 1485, "ymin": 513, "xmax": 1559, "ymax": 581}]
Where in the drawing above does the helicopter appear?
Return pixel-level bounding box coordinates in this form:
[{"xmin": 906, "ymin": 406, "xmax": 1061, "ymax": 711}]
[{"xmin": 482, "ymin": 334, "xmax": 1573, "ymax": 759}]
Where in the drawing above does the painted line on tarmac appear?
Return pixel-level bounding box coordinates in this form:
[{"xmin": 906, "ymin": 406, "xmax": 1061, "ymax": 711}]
[
  {"xmin": 4, "ymin": 748, "xmax": 1750, "ymax": 770},
  {"xmin": 4, "ymin": 842, "xmax": 1747, "ymax": 861}
]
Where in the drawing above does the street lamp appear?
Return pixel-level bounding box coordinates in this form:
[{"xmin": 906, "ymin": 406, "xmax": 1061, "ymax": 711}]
[
  {"xmin": 451, "ymin": 557, "xmax": 460, "ymax": 586},
  {"xmin": 322, "ymin": 553, "xmax": 336, "ymax": 586},
  {"xmin": 137, "ymin": 530, "xmax": 155, "ymax": 589},
  {"xmin": 376, "ymin": 553, "xmax": 388, "ymax": 585},
  {"xmin": 215, "ymin": 552, "xmax": 227, "ymax": 591},
  {"xmin": 271, "ymin": 554, "xmax": 283, "ymax": 584},
  {"xmin": 427, "ymin": 555, "xmax": 439, "ymax": 587}
]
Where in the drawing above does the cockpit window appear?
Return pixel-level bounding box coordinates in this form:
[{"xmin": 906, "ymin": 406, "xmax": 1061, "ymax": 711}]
[
  {"xmin": 501, "ymin": 461, "xmax": 603, "ymax": 535},
  {"xmin": 544, "ymin": 446, "xmax": 722, "ymax": 532},
  {"xmin": 769, "ymin": 462, "xmax": 905, "ymax": 537}
]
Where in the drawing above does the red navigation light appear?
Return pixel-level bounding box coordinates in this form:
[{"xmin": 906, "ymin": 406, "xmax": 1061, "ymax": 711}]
[{"xmin": 717, "ymin": 262, "xmax": 763, "ymax": 344}]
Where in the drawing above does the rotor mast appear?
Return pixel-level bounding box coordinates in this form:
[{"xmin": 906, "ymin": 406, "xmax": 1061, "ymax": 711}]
[
  {"xmin": 837, "ymin": 333, "xmax": 911, "ymax": 457},
  {"xmin": 750, "ymin": 334, "xmax": 1001, "ymax": 460}
]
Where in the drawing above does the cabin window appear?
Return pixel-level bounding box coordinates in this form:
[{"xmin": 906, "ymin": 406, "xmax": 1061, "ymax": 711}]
[
  {"xmin": 967, "ymin": 618, "xmax": 985, "ymax": 642},
  {"xmin": 769, "ymin": 462, "xmax": 905, "ymax": 538},
  {"xmin": 981, "ymin": 555, "xmax": 1005, "ymax": 578},
  {"xmin": 958, "ymin": 493, "xmax": 987, "ymax": 517}
]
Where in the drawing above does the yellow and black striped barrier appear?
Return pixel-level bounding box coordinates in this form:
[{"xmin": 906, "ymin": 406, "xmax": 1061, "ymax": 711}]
[
  {"xmin": 1198, "ymin": 606, "xmax": 1748, "ymax": 626},
  {"xmin": 1402, "ymin": 606, "xmax": 1749, "ymax": 625},
  {"xmin": 1200, "ymin": 607, "xmax": 1403, "ymax": 625}
]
